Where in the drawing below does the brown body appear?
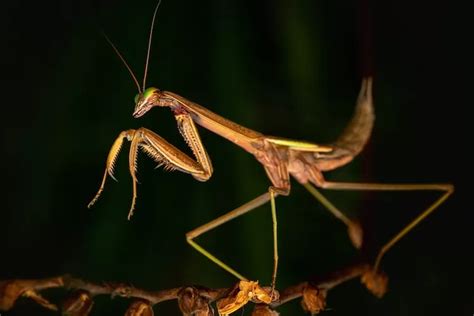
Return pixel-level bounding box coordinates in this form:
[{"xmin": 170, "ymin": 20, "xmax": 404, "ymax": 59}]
[
  {"xmin": 90, "ymin": 5, "xmax": 452, "ymax": 314},
  {"xmin": 89, "ymin": 78, "xmax": 452, "ymax": 315},
  {"xmin": 146, "ymin": 78, "xmax": 373, "ymax": 193}
]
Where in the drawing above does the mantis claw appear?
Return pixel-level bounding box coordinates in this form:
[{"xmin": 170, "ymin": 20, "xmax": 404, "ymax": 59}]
[{"xmin": 89, "ymin": 126, "xmax": 213, "ymax": 219}]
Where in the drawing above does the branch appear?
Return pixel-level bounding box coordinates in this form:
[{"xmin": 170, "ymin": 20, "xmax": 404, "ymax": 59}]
[{"xmin": 0, "ymin": 262, "xmax": 387, "ymax": 315}]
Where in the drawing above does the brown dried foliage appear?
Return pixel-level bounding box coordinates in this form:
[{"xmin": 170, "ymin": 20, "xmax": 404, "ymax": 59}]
[
  {"xmin": 300, "ymin": 285, "xmax": 327, "ymax": 315},
  {"xmin": 62, "ymin": 290, "xmax": 94, "ymax": 316},
  {"xmin": 0, "ymin": 263, "xmax": 386, "ymax": 315}
]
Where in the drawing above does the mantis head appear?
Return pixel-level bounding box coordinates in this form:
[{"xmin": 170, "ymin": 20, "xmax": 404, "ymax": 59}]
[
  {"xmin": 133, "ymin": 87, "xmax": 162, "ymax": 118},
  {"xmin": 104, "ymin": 1, "xmax": 164, "ymax": 119}
]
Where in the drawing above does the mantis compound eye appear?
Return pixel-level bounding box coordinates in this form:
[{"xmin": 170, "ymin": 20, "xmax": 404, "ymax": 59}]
[
  {"xmin": 134, "ymin": 93, "xmax": 141, "ymax": 104},
  {"xmin": 143, "ymin": 87, "xmax": 158, "ymax": 100}
]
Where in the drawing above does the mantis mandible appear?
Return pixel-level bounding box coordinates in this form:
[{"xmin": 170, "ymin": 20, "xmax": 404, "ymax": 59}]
[{"xmin": 88, "ymin": 1, "xmax": 453, "ymax": 301}]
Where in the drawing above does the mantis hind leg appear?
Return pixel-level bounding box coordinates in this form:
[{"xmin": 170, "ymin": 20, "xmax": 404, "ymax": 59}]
[
  {"xmin": 303, "ymin": 182, "xmax": 363, "ymax": 249},
  {"xmin": 310, "ymin": 181, "xmax": 453, "ymax": 271}
]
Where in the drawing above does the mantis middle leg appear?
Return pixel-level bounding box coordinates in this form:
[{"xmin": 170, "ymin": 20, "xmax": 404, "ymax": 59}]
[{"xmin": 186, "ymin": 185, "xmax": 289, "ymax": 291}]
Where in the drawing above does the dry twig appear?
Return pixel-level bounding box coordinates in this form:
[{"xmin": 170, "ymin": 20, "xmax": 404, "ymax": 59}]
[{"xmin": 0, "ymin": 262, "xmax": 387, "ymax": 315}]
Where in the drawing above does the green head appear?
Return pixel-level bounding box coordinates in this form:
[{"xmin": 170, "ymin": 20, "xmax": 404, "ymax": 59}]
[
  {"xmin": 104, "ymin": 0, "xmax": 164, "ymax": 119},
  {"xmin": 133, "ymin": 87, "xmax": 160, "ymax": 118}
]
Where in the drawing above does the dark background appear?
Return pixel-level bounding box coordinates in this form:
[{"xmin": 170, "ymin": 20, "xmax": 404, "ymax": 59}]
[{"xmin": 1, "ymin": 0, "xmax": 470, "ymax": 315}]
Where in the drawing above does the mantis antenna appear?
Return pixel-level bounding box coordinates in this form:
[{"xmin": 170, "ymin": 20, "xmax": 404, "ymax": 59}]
[
  {"xmin": 142, "ymin": 0, "xmax": 162, "ymax": 91},
  {"xmin": 102, "ymin": 32, "xmax": 142, "ymax": 93}
]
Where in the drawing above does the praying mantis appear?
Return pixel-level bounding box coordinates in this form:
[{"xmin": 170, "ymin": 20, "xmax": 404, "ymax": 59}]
[{"xmin": 88, "ymin": 1, "xmax": 453, "ymax": 309}]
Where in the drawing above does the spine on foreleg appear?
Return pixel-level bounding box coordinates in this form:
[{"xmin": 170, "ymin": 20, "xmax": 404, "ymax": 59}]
[{"xmin": 333, "ymin": 78, "xmax": 375, "ymax": 157}]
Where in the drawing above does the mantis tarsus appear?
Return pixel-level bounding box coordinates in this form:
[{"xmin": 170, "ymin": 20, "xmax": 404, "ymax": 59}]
[{"xmin": 88, "ymin": 2, "xmax": 453, "ymax": 311}]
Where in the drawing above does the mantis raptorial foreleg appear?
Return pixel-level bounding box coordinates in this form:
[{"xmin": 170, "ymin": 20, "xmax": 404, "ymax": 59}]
[
  {"xmin": 186, "ymin": 185, "xmax": 289, "ymax": 292},
  {"xmin": 88, "ymin": 113, "xmax": 213, "ymax": 219},
  {"xmin": 303, "ymin": 181, "xmax": 454, "ymax": 270}
]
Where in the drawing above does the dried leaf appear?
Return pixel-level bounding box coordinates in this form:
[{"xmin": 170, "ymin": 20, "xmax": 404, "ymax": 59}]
[
  {"xmin": 361, "ymin": 270, "xmax": 388, "ymax": 298},
  {"xmin": 192, "ymin": 303, "xmax": 214, "ymax": 316},
  {"xmin": 23, "ymin": 289, "xmax": 58, "ymax": 311},
  {"xmin": 217, "ymin": 281, "xmax": 272, "ymax": 315},
  {"xmin": 125, "ymin": 300, "xmax": 154, "ymax": 316},
  {"xmin": 0, "ymin": 278, "xmax": 63, "ymax": 311},
  {"xmin": 62, "ymin": 290, "xmax": 94, "ymax": 316},
  {"xmin": 252, "ymin": 286, "xmax": 273, "ymax": 305},
  {"xmin": 252, "ymin": 304, "xmax": 279, "ymax": 316},
  {"xmin": 177, "ymin": 286, "xmax": 213, "ymax": 316},
  {"xmin": 0, "ymin": 280, "xmax": 25, "ymax": 311},
  {"xmin": 300, "ymin": 285, "xmax": 326, "ymax": 315}
]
